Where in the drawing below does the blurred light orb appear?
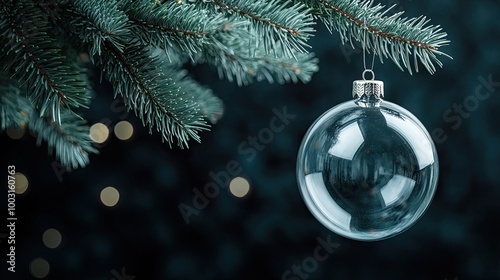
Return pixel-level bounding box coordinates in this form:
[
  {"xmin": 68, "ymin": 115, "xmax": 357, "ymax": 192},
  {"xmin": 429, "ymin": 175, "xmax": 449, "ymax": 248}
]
[
  {"xmin": 43, "ymin": 228, "xmax": 62, "ymax": 249},
  {"xmin": 229, "ymin": 177, "xmax": 250, "ymax": 198},
  {"xmin": 100, "ymin": 186, "xmax": 120, "ymax": 207},
  {"xmin": 89, "ymin": 123, "xmax": 109, "ymax": 143},
  {"xmin": 114, "ymin": 121, "xmax": 134, "ymax": 140},
  {"xmin": 6, "ymin": 127, "xmax": 25, "ymax": 139},
  {"xmin": 79, "ymin": 52, "xmax": 90, "ymax": 62},
  {"xmin": 14, "ymin": 172, "xmax": 29, "ymax": 194},
  {"xmin": 297, "ymin": 81, "xmax": 438, "ymax": 241},
  {"xmin": 30, "ymin": 258, "xmax": 50, "ymax": 278}
]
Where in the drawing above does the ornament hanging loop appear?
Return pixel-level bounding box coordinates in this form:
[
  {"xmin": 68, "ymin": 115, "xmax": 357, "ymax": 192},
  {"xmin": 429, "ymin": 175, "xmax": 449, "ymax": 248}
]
[{"xmin": 362, "ymin": 69, "xmax": 375, "ymax": 81}]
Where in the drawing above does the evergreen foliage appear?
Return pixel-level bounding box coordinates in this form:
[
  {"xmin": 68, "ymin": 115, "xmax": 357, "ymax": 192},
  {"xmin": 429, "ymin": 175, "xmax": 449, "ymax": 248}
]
[{"xmin": 0, "ymin": 0, "xmax": 450, "ymax": 168}]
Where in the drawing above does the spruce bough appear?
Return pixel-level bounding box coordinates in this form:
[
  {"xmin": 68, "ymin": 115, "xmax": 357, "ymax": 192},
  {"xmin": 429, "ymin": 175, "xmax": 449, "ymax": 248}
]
[{"xmin": 0, "ymin": 0, "xmax": 450, "ymax": 169}]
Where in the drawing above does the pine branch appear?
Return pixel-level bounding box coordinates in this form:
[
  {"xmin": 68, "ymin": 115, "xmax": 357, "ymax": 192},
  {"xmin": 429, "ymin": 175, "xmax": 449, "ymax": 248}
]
[
  {"xmin": 29, "ymin": 108, "xmax": 98, "ymax": 170},
  {"xmin": 201, "ymin": 46, "xmax": 319, "ymax": 86},
  {"xmin": 196, "ymin": 21, "xmax": 319, "ymax": 86},
  {"xmin": 0, "ymin": 0, "xmax": 91, "ymax": 122},
  {"xmin": 0, "ymin": 0, "xmax": 451, "ymax": 169},
  {"xmin": 120, "ymin": 0, "xmax": 222, "ymax": 58},
  {"xmin": 0, "ymin": 71, "xmax": 31, "ymax": 130},
  {"xmin": 295, "ymin": 0, "xmax": 451, "ymax": 74},
  {"xmin": 68, "ymin": 0, "xmax": 214, "ymax": 147},
  {"xmin": 69, "ymin": 0, "xmax": 129, "ymax": 57},
  {"xmin": 32, "ymin": 0, "xmax": 70, "ymax": 26},
  {"xmin": 158, "ymin": 56, "xmax": 224, "ymax": 124},
  {"xmin": 101, "ymin": 42, "xmax": 210, "ymax": 147},
  {"xmin": 0, "ymin": 69, "xmax": 95, "ymax": 169},
  {"xmin": 200, "ymin": 0, "xmax": 315, "ymax": 58},
  {"xmin": 117, "ymin": 0, "xmax": 318, "ymax": 85}
]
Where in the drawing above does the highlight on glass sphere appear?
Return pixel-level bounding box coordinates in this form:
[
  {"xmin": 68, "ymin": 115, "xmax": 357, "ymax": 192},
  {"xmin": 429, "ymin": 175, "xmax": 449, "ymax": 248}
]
[{"xmin": 297, "ymin": 79, "xmax": 439, "ymax": 241}]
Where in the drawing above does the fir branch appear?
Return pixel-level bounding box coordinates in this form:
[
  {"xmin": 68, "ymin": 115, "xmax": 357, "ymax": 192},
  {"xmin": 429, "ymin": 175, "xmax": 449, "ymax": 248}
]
[
  {"xmin": 295, "ymin": 0, "xmax": 451, "ymax": 74},
  {"xmin": 69, "ymin": 0, "xmax": 130, "ymax": 57},
  {"xmin": 100, "ymin": 42, "xmax": 210, "ymax": 147},
  {"xmin": 118, "ymin": 0, "xmax": 318, "ymax": 84},
  {"xmin": 32, "ymin": 0, "xmax": 71, "ymax": 26},
  {"xmin": 199, "ymin": 0, "xmax": 315, "ymax": 57},
  {"xmin": 201, "ymin": 47, "xmax": 319, "ymax": 86},
  {"xmin": 67, "ymin": 0, "xmax": 221, "ymax": 146},
  {"xmin": 0, "ymin": 0, "xmax": 452, "ymax": 169},
  {"xmin": 197, "ymin": 21, "xmax": 319, "ymax": 86},
  {"xmin": 154, "ymin": 49, "xmax": 224, "ymax": 124},
  {"xmin": 120, "ymin": 0, "xmax": 227, "ymax": 58},
  {"xmin": 29, "ymin": 108, "xmax": 98, "ymax": 170},
  {"xmin": 0, "ymin": 72, "xmax": 31, "ymax": 130},
  {"xmin": 0, "ymin": 0, "xmax": 91, "ymax": 122},
  {"xmin": 166, "ymin": 67, "xmax": 224, "ymax": 125}
]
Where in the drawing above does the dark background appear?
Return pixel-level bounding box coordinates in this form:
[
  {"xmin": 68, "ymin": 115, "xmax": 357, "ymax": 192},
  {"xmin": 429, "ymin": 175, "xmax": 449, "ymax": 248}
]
[{"xmin": 2, "ymin": 0, "xmax": 500, "ymax": 279}]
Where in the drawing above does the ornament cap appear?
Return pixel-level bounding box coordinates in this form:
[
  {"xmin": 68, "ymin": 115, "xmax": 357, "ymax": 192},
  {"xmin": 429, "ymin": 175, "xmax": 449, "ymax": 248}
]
[{"xmin": 352, "ymin": 79, "xmax": 384, "ymax": 107}]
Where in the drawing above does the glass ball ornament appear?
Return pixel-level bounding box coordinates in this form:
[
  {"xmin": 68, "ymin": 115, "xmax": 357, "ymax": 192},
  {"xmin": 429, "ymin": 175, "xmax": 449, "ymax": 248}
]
[{"xmin": 296, "ymin": 77, "xmax": 438, "ymax": 241}]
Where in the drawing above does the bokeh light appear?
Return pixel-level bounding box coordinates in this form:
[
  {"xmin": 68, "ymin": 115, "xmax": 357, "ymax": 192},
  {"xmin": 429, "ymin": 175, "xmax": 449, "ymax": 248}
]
[
  {"xmin": 14, "ymin": 172, "xmax": 29, "ymax": 194},
  {"xmin": 100, "ymin": 186, "xmax": 120, "ymax": 207},
  {"xmin": 6, "ymin": 127, "xmax": 25, "ymax": 139},
  {"xmin": 229, "ymin": 177, "xmax": 250, "ymax": 198},
  {"xmin": 43, "ymin": 228, "xmax": 62, "ymax": 249},
  {"xmin": 79, "ymin": 52, "xmax": 90, "ymax": 63},
  {"xmin": 114, "ymin": 121, "xmax": 134, "ymax": 140},
  {"xmin": 30, "ymin": 258, "xmax": 50, "ymax": 278},
  {"xmin": 89, "ymin": 123, "xmax": 109, "ymax": 144}
]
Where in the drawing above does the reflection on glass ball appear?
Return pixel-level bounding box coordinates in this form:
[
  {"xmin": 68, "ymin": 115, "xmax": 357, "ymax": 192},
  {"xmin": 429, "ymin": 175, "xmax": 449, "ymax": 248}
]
[{"xmin": 297, "ymin": 97, "xmax": 438, "ymax": 241}]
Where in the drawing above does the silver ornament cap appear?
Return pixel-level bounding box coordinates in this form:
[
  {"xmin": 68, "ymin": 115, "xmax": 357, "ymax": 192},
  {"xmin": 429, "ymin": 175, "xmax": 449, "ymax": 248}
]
[
  {"xmin": 352, "ymin": 70, "xmax": 384, "ymax": 107},
  {"xmin": 352, "ymin": 79, "xmax": 384, "ymax": 99}
]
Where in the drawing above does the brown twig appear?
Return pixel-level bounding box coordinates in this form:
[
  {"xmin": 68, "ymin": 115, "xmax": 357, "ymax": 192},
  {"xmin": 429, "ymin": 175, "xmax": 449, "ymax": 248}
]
[
  {"xmin": 212, "ymin": 0, "xmax": 300, "ymax": 35},
  {"xmin": 128, "ymin": 17, "xmax": 206, "ymax": 37},
  {"xmin": 318, "ymin": 0, "xmax": 436, "ymax": 50}
]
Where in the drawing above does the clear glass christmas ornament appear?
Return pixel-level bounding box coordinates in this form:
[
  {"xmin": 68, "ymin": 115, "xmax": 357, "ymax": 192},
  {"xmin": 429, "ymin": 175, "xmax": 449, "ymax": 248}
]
[{"xmin": 297, "ymin": 74, "xmax": 438, "ymax": 241}]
